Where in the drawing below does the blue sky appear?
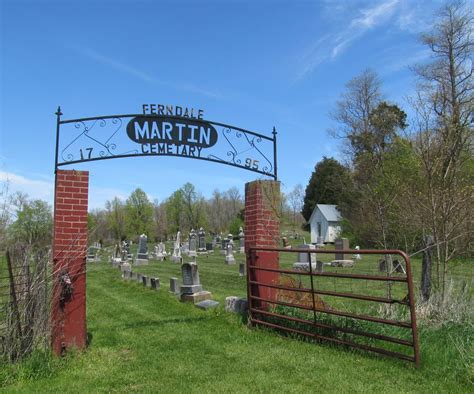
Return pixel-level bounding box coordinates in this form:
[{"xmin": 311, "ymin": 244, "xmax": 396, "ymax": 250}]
[{"xmin": 0, "ymin": 0, "xmax": 453, "ymax": 209}]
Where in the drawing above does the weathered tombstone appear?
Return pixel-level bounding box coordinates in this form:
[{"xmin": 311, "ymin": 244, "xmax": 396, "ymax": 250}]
[
  {"xmin": 155, "ymin": 242, "xmax": 166, "ymax": 261},
  {"xmin": 180, "ymin": 263, "xmax": 202, "ymax": 294},
  {"xmin": 334, "ymin": 238, "xmax": 350, "ymax": 260},
  {"xmin": 195, "ymin": 300, "xmax": 219, "ymax": 310},
  {"xmin": 87, "ymin": 247, "xmax": 97, "ymax": 263},
  {"xmin": 181, "ymin": 243, "xmax": 189, "ymax": 255},
  {"xmin": 121, "ymin": 262, "xmax": 131, "ymax": 276},
  {"xmin": 316, "ymin": 261, "xmax": 324, "ymax": 273},
  {"xmin": 160, "ymin": 242, "xmax": 167, "ymax": 256},
  {"xmin": 239, "ymin": 262, "xmax": 245, "ymax": 276},
  {"xmin": 136, "ymin": 234, "xmax": 149, "ymax": 265},
  {"xmin": 225, "ymin": 296, "xmax": 248, "ymax": 314},
  {"xmin": 331, "ymin": 238, "xmax": 354, "ymax": 267},
  {"xmin": 206, "ymin": 242, "xmax": 213, "ymax": 252},
  {"xmin": 123, "ymin": 270, "xmax": 131, "ymax": 281},
  {"xmin": 170, "ymin": 277, "xmax": 179, "ymax": 294},
  {"xmin": 142, "ymin": 275, "xmax": 148, "ymax": 287},
  {"xmin": 292, "ymin": 244, "xmax": 325, "ymax": 272},
  {"xmin": 197, "ymin": 227, "xmax": 206, "ymax": 252},
  {"xmin": 122, "ymin": 240, "xmax": 133, "ymax": 262},
  {"xmin": 188, "ymin": 229, "xmax": 197, "ymax": 257},
  {"xmin": 150, "ymin": 277, "xmax": 160, "ymax": 290},
  {"xmin": 171, "ymin": 232, "xmax": 182, "ymax": 263},
  {"xmin": 282, "ymin": 237, "xmax": 290, "ymax": 248},
  {"xmin": 238, "ymin": 227, "xmax": 245, "ymax": 253},
  {"xmin": 225, "ymin": 240, "xmax": 235, "ymax": 265},
  {"xmin": 220, "ymin": 237, "xmax": 229, "ymax": 255},
  {"xmin": 180, "ymin": 262, "xmax": 212, "ymax": 303},
  {"xmin": 136, "ymin": 273, "xmax": 143, "ymax": 283}
]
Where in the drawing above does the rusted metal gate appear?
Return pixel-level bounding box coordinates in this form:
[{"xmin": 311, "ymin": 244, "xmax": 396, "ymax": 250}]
[{"xmin": 246, "ymin": 247, "xmax": 420, "ymax": 367}]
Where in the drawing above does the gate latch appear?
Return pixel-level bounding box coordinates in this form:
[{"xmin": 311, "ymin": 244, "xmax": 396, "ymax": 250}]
[{"xmin": 59, "ymin": 272, "xmax": 74, "ymax": 309}]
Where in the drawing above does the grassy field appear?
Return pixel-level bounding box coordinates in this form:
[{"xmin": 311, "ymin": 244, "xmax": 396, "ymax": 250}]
[{"xmin": 0, "ymin": 244, "xmax": 472, "ymax": 392}]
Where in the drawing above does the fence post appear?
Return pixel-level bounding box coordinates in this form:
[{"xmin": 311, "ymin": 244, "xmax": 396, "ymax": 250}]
[
  {"xmin": 245, "ymin": 180, "xmax": 281, "ymax": 308},
  {"xmin": 51, "ymin": 169, "xmax": 89, "ymax": 355}
]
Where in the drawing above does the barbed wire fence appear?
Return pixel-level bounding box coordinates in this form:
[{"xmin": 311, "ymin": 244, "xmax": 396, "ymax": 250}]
[{"xmin": 0, "ymin": 224, "xmax": 100, "ymax": 363}]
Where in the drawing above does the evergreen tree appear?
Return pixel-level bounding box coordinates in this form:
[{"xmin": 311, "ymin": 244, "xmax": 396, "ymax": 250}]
[{"xmin": 302, "ymin": 157, "xmax": 353, "ymax": 222}]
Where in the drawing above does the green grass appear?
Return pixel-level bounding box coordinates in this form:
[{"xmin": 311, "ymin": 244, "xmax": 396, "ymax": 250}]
[{"xmin": 1, "ymin": 249, "xmax": 472, "ymax": 392}]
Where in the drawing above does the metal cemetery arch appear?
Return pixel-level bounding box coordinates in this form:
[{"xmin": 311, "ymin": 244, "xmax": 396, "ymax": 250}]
[
  {"xmin": 54, "ymin": 107, "xmax": 278, "ymax": 179},
  {"xmin": 51, "ymin": 106, "xmax": 279, "ymax": 356}
]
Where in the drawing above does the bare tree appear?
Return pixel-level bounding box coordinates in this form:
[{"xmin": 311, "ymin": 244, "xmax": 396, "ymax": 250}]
[
  {"xmin": 411, "ymin": 0, "xmax": 473, "ymax": 297},
  {"xmin": 286, "ymin": 184, "xmax": 304, "ymax": 230},
  {"xmin": 329, "ymin": 69, "xmax": 383, "ymax": 159}
]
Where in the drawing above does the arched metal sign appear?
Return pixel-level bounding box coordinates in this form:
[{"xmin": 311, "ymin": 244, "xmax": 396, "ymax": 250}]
[{"xmin": 54, "ymin": 106, "xmax": 278, "ymax": 179}]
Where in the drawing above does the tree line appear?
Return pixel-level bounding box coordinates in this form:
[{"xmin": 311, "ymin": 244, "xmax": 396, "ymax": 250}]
[{"xmin": 302, "ymin": 1, "xmax": 473, "ymax": 297}]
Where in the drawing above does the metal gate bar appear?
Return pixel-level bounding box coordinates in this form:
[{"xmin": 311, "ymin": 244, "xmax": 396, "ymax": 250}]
[{"xmin": 246, "ymin": 247, "xmax": 420, "ymax": 367}]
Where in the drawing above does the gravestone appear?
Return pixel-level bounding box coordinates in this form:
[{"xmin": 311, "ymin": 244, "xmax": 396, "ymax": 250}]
[
  {"xmin": 159, "ymin": 242, "xmax": 167, "ymax": 256},
  {"xmin": 282, "ymin": 237, "xmax": 290, "ymax": 248},
  {"xmin": 220, "ymin": 237, "xmax": 230, "ymax": 255},
  {"xmin": 123, "ymin": 270, "xmax": 131, "ymax": 281},
  {"xmin": 180, "ymin": 262, "xmax": 212, "ymax": 303},
  {"xmin": 142, "ymin": 275, "xmax": 148, "ymax": 287},
  {"xmin": 188, "ymin": 229, "xmax": 197, "ymax": 257},
  {"xmin": 197, "ymin": 227, "xmax": 206, "ymax": 252},
  {"xmin": 136, "ymin": 234, "xmax": 149, "ymax": 265},
  {"xmin": 292, "ymin": 244, "xmax": 320, "ymax": 272},
  {"xmin": 170, "ymin": 277, "xmax": 179, "ymax": 294},
  {"xmin": 239, "ymin": 262, "xmax": 245, "ymax": 276},
  {"xmin": 238, "ymin": 227, "xmax": 245, "ymax": 253},
  {"xmin": 87, "ymin": 247, "xmax": 98, "ymax": 263},
  {"xmin": 225, "ymin": 240, "xmax": 235, "ymax": 265},
  {"xmin": 195, "ymin": 300, "xmax": 219, "ymax": 310},
  {"xmin": 121, "ymin": 262, "xmax": 131, "ymax": 276},
  {"xmin": 180, "ymin": 263, "xmax": 202, "ymax": 294},
  {"xmin": 206, "ymin": 243, "xmax": 213, "ymax": 252},
  {"xmin": 331, "ymin": 238, "xmax": 354, "ymax": 267},
  {"xmin": 150, "ymin": 277, "xmax": 160, "ymax": 290},
  {"xmin": 171, "ymin": 232, "xmax": 182, "ymax": 263},
  {"xmin": 334, "ymin": 238, "xmax": 350, "ymax": 260},
  {"xmin": 225, "ymin": 296, "xmax": 248, "ymax": 314},
  {"xmin": 122, "ymin": 240, "xmax": 133, "ymax": 262},
  {"xmin": 155, "ymin": 242, "xmax": 166, "ymax": 261}
]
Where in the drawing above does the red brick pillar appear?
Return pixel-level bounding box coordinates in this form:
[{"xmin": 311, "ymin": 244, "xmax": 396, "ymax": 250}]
[
  {"xmin": 51, "ymin": 169, "xmax": 89, "ymax": 355},
  {"xmin": 245, "ymin": 180, "xmax": 280, "ymax": 308}
]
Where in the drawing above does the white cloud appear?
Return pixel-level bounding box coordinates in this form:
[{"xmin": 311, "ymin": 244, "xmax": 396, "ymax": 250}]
[
  {"xmin": 350, "ymin": 0, "xmax": 399, "ymax": 29},
  {"xmin": 297, "ymin": 0, "xmax": 403, "ymax": 79},
  {"xmin": 0, "ymin": 171, "xmax": 133, "ymax": 211},
  {"xmin": 0, "ymin": 171, "xmax": 54, "ymax": 202}
]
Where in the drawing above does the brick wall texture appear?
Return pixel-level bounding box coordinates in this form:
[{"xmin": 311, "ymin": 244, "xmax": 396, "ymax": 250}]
[
  {"xmin": 51, "ymin": 169, "xmax": 89, "ymax": 355},
  {"xmin": 245, "ymin": 180, "xmax": 281, "ymax": 304}
]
